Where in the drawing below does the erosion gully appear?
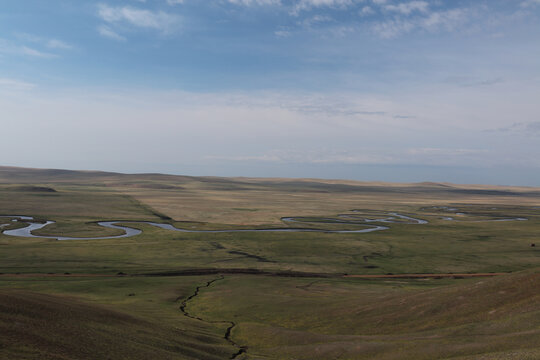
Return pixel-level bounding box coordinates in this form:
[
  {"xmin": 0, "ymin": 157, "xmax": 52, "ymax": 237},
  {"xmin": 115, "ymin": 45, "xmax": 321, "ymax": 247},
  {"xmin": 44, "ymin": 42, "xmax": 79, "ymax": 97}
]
[{"xmin": 177, "ymin": 275, "xmax": 247, "ymax": 359}]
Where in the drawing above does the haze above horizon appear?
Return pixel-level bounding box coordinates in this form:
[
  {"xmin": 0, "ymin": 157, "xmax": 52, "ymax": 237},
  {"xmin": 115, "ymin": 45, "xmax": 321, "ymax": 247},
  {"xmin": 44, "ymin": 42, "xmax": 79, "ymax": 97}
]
[{"xmin": 1, "ymin": 1, "xmax": 539, "ymax": 186}]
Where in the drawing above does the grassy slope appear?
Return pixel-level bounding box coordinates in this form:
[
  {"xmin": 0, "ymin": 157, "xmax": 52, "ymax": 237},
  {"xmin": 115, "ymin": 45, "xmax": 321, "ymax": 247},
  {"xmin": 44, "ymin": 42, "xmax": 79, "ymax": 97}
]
[
  {"xmin": 0, "ymin": 277, "xmax": 234, "ymax": 360},
  {"xmin": 192, "ymin": 272, "xmax": 540, "ymax": 359},
  {"xmin": 1, "ymin": 272, "xmax": 537, "ymax": 360}
]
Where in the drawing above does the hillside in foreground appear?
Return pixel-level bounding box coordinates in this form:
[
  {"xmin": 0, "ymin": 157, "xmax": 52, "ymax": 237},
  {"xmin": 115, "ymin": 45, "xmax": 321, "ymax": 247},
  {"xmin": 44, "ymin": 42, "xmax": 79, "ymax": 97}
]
[
  {"xmin": 0, "ymin": 288, "xmax": 232, "ymax": 360},
  {"xmin": 0, "ymin": 271, "xmax": 538, "ymax": 360}
]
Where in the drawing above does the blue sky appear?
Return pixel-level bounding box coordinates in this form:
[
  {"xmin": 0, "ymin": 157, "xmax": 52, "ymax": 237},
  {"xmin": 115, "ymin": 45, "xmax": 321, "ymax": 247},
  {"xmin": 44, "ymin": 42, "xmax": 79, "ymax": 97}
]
[{"xmin": 1, "ymin": 0, "xmax": 540, "ymax": 185}]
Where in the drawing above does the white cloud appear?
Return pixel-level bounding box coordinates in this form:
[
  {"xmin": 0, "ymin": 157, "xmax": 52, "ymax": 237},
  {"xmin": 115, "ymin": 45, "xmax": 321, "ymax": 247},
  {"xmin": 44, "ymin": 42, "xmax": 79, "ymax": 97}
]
[
  {"xmin": 521, "ymin": 0, "xmax": 540, "ymax": 7},
  {"xmin": 274, "ymin": 30, "xmax": 291, "ymax": 37},
  {"xmin": 0, "ymin": 78, "xmax": 36, "ymax": 91},
  {"xmin": 300, "ymin": 14, "xmax": 333, "ymax": 28},
  {"xmin": 359, "ymin": 6, "xmax": 374, "ymax": 16},
  {"xmin": 98, "ymin": 25, "xmax": 127, "ymax": 41},
  {"xmin": 227, "ymin": 0, "xmax": 281, "ymax": 5},
  {"xmin": 324, "ymin": 25, "xmax": 355, "ymax": 37},
  {"xmin": 206, "ymin": 149, "xmax": 397, "ymax": 165},
  {"xmin": 205, "ymin": 147, "xmax": 492, "ymax": 167},
  {"xmin": 384, "ymin": 1, "xmax": 429, "ymax": 15},
  {"xmin": 422, "ymin": 8, "xmax": 467, "ymax": 31},
  {"xmin": 20, "ymin": 46, "xmax": 57, "ymax": 58},
  {"xmin": 373, "ymin": 8, "xmax": 469, "ymax": 38},
  {"xmin": 407, "ymin": 148, "xmax": 487, "ymax": 156},
  {"xmin": 97, "ymin": 4, "xmax": 181, "ymax": 33},
  {"xmin": 292, "ymin": 0, "xmax": 357, "ymax": 15},
  {"xmin": 46, "ymin": 39, "xmax": 72, "ymax": 50},
  {"xmin": 14, "ymin": 33, "xmax": 73, "ymax": 51},
  {"xmin": 372, "ymin": 19, "xmax": 414, "ymax": 38},
  {"xmin": 444, "ymin": 76, "xmax": 504, "ymax": 88},
  {"xmin": 490, "ymin": 121, "xmax": 540, "ymax": 136}
]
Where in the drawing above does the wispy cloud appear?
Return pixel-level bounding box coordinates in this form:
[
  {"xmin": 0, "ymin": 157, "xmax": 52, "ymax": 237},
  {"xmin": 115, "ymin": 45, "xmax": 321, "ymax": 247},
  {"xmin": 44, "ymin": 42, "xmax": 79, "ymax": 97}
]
[
  {"xmin": 422, "ymin": 8, "xmax": 468, "ymax": 31},
  {"xmin": 490, "ymin": 122, "xmax": 540, "ymax": 136},
  {"xmin": 20, "ymin": 46, "xmax": 58, "ymax": 58},
  {"xmin": 98, "ymin": 25, "xmax": 127, "ymax": 41},
  {"xmin": 372, "ymin": 8, "xmax": 469, "ymax": 38},
  {"xmin": 444, "ymin": 76, "xmax": 504, "ymax": 88},
  {"xmin": 274, "ymin": 29, "xmax": 291, "ymax": 37},
  {"xmin": 0, "ymin": 78, "xmax": 36, "ymax": 91},
  {"xmin": 0, "ymin": 38, "xmax": 52, "ymax": 59},
  {"xmin": 16, "ymin": 33, "xmax": 73, "ymax": 50},
  {"xmin": 521, "ymin": 0, "xmax": 540, "ymax": 7},
  {"xmin": 291, "ymin": 0, "xmax": 356, "ymax": 15},
  {"xmin": 300, "ymin": 14, "xmax": 333, "ymax": 28},
  {"xmin": 206, "ymin": 149, "xmax": 397, "ymax": 165},
  {"xmin": 46, "ymin": 39, "xmax": 72, "ymax": 50},
  {"xmin": 394, "ymin": 115, "xmax": 415, "ymax": 119},
  {"xmin": 235, "ymin": 1, "xmax": 481, "ymax": 39},
  {"xmin": 407, "ymin": 148, "xmax": 487, "ymax": 156},
  {"xmin": 97, "ymin": 4, "xmax": 181, "ymax": 34},
  {"xmin": 384, "ymin": 1, "xmax": 429, "ymax": 15},
  {"xmin": 227, "ymin": 0, "xmax": 281, "ymax": 5},
  {"xmin": 206, "ymin": 146, "xmax": 491, "ymax": 167},
  {"xmin": 359, "ymin": 6, "xmax": 374, "ymax": 16}
]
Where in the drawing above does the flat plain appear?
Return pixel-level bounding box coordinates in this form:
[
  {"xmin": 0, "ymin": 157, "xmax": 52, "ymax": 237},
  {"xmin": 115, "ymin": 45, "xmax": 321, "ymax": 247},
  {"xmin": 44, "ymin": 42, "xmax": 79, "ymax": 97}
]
[{"xmin": 0, "ymin": 166, "xmax": 539, "ymax": 359}]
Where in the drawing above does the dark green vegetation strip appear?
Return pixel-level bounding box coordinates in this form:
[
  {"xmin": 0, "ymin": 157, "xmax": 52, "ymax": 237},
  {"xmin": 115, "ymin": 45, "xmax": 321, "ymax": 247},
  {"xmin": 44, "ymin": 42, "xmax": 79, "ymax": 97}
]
[{"xmin": 140, "ymin": 268, "xmax": 337, "ymax": 278}]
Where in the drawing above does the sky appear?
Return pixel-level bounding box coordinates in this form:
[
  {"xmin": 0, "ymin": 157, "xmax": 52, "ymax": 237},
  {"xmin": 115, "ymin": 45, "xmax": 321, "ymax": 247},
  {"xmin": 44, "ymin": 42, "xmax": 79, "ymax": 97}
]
[{"xmin": 1, "ymin": 0, "xmax": 539, "ymax": 186}]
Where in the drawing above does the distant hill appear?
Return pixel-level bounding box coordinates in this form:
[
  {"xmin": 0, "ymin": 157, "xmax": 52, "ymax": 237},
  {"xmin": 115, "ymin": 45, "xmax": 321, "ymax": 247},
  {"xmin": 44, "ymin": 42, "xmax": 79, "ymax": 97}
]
[
  {"xmin": 1, "ymin": 165, "xmax": 539, "ymax": 225},
  {"xmin": 1, "ymin": 165, "xmax": 539, "ymax": 194}
]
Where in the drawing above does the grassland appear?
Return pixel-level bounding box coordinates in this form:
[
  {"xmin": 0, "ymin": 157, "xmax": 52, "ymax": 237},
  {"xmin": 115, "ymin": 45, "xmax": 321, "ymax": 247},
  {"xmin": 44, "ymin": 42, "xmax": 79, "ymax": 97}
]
[
  {"xmin": 194, "ymin": 272, "xmax": 540, "ymax": 359},
  {"xmin": 0, "ymin": 166, "xmax": 539, "ymax": 359},
  {"xmin": 0, "ymin": 277, "xmax": 233, "ymax": 360}
]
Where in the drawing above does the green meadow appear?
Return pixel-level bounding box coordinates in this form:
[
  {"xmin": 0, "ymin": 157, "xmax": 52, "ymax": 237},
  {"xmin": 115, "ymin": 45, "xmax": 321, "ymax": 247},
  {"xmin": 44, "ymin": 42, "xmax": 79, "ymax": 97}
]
[{"xmin": 0, "ymin": 166, "xmax": 539, "ymax": 359}]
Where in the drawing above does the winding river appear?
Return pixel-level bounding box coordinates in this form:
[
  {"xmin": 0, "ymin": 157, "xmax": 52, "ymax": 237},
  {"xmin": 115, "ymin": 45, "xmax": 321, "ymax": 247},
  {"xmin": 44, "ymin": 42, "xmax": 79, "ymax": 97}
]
[
  {"xmin": 0, "ymin": 211, "xmax": 528, "ymax": 241},
  {"xmin": 0, "ymin": 215, "xmax": 394, "ymax": 241}
]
